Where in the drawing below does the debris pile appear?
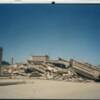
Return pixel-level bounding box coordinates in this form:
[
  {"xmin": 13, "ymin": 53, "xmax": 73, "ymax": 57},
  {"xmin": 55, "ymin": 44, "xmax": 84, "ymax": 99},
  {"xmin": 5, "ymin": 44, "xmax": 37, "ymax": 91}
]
[{"xmin": 1, "ymin": 57, "xmax": 100, "ymax": 82}]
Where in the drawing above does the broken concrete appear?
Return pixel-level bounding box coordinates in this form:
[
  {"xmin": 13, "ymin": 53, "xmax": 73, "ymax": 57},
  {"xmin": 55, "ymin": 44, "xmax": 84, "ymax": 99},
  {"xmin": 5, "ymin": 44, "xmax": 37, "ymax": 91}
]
[{"xmin": 1, "ymin": 57, "xmax": 100, "ymax": 82}]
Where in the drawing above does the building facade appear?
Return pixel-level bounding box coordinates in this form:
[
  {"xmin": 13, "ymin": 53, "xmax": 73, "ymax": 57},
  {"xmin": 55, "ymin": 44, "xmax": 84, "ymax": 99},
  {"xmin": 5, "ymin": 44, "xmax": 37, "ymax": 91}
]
[
  {"xmin": 0, "ymin": 47, "xmax": 3, "ymax": 64},
  {"xmin": 27, "ymin": 55, "xmax": 49, "ymax": 64},
  {"xmin": 31, "ymin": 55, "xmax": 49, "ymax": 62}
]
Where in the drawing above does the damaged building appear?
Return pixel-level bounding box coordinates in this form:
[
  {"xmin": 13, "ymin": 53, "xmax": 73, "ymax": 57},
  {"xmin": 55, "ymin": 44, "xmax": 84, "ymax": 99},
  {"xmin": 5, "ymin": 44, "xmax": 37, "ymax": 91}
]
[
  {"xmin": 27, "ymin": 55, "xmax": 49, "ymax": 64},
  {"xmin": 1, "ymin": 55, "xmax": 100, "ymax": 82}
]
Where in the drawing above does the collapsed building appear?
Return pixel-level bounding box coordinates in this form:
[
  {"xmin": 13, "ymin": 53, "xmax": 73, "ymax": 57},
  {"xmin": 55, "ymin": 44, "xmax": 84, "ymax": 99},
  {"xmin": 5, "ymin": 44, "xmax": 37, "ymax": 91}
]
[
  {"xmin": 70, "ymin": 59, "xmax": 100, "ymax": 81},
  {"xmin": 1, "ymin": 55, "xmax": 100, "ymax": 82},
  {"xmin": 25, "ymin": 55, "xmax": 100, "ymax": 81}
]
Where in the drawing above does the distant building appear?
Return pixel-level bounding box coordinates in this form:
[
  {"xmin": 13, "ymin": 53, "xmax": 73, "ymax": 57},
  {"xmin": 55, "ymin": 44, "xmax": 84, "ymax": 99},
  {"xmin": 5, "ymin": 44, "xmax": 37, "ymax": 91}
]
[
  {"xmin": 0, "ymin": 47, "xmax": 3, "ymax": 64},
  {"xmin": 10, "ymin": 56, "xmax": 14, "ymax": 65},
  {"xmin": 31, "ymin": 55, "xmax": 49, "ymax": 62},
  {"xmin": 27, "ymin": 55, "xmax": 49, "ymax": 64}
]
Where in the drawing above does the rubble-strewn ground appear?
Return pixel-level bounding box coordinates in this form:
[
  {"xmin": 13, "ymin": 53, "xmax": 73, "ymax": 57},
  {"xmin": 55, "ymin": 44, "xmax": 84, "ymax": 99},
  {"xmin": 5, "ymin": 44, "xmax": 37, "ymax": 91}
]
[
  {"xmin": 0, "ymin": 59, "xmax": 100, "ymax": 99},
  {"xmin": 0, "ymin": 79, "xmax": 100, "ymax": 99}
]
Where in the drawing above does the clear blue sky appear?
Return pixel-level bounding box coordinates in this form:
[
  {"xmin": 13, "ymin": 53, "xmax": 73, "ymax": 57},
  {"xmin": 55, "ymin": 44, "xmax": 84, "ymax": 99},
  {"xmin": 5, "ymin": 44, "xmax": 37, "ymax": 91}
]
[{"xmin": 0, "ymin": 4, "xmax": 100, "ymax": 65}]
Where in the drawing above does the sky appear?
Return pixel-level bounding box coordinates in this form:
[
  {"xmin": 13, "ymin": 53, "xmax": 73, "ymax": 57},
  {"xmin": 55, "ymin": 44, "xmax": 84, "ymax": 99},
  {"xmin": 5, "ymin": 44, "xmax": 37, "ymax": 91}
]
[{"xmin": 0, "ymin": 4, "xmax": 100, "ymax": 65}]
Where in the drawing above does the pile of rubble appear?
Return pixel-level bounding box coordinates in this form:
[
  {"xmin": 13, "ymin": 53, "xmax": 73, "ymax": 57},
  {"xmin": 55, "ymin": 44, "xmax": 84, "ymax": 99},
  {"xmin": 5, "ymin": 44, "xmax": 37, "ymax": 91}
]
[{"xmin": 1, "ymin": 58, "xmax": 100, "ymax": 82}]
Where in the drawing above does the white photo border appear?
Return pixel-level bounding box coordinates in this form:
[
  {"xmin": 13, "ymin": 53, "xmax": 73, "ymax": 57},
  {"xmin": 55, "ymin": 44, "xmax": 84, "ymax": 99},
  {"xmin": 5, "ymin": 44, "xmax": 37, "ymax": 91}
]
[{"xmin": 0, "ymin": 0, "xmax": 100, "ymax": 3}]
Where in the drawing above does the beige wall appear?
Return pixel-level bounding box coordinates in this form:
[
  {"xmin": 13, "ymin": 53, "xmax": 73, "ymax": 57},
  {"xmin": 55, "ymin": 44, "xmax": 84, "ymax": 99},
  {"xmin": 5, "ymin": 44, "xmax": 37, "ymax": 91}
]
[{"xmin": 31, "ymin": 55, "xmax": 49, "ymax": 62}]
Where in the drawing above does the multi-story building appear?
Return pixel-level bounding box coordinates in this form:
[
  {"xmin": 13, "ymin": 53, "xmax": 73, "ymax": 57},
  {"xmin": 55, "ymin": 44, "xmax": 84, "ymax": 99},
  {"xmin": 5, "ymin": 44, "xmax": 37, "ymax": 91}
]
[
  {"xmin": 0, "ymin": 47, "xmax": 3, "ymax": 64},
  {"xmin": 27, "ymin": 55, "xmax": 49, "ymax": 64},
  {"xmin": 10, "ymin": 56, "xmax": 14, "ymax": 65}
]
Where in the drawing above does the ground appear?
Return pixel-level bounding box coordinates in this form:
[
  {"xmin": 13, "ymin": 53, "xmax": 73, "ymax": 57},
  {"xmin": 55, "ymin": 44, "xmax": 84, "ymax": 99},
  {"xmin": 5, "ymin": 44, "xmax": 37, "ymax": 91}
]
[{"xmin": 0, "ymin": 79, "xmax": 100, "ymax": 99}]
